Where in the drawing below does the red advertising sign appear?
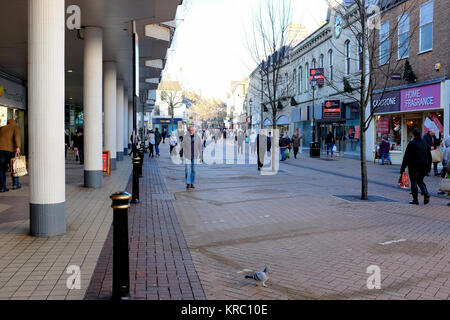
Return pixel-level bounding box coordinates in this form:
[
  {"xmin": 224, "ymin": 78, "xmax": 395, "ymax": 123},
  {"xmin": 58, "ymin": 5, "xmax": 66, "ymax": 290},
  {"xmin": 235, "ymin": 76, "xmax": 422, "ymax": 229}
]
[
  {"xmin": 309, "ymin": 68, "xmax": 325, "ymax": 86},
  {"xmin": 377, "ymin": 116, "xmax": 390, "ymax": 134},
  {"xmin": 323, "ymin": 100, "xmax": 341, "ymax": 118},
  {"xmin": 430, "ymin": 113, "xmax": 444, "ymax": 134},
  {"xmin": 103, "ymin": 151, "xmax": 111, "ymax": 176},
  {"xmin": 354, "ymin": 125, "xmax": 360, "ymax": 140}
]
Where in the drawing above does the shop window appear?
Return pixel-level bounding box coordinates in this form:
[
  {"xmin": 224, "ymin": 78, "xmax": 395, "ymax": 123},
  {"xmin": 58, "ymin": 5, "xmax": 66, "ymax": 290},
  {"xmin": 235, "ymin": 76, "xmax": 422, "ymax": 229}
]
[{"xmin": 376, "ymin": 115, "xmax": 402, "ymax": 151}]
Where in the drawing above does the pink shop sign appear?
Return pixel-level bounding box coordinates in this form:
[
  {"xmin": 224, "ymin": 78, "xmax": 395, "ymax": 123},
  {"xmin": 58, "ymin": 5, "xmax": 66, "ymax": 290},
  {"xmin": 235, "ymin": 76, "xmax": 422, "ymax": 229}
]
[{"xmin": 401, "ymin": 83, "xmax": 441, "ymax": 111}]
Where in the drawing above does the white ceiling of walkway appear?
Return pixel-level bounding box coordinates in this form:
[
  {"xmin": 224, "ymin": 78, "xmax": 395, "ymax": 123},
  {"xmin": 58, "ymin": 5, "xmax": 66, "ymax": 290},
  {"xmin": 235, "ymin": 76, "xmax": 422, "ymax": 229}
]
[{"xmin": 0, "ymin": 0, "xmax": 181, "ymax": 106}]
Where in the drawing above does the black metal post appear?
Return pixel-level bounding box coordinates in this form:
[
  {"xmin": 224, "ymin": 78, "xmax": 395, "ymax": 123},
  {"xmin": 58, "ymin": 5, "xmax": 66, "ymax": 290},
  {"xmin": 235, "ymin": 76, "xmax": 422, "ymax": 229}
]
[
  {"xmin": 131, "ymin": 20, "xmax": 139, "ymax": 203},
  {"xmin": 138, "ymin": 146, "xmax": 144, "ymax": 178},
  {"xmin": 111, "ymin": 192, "xmax": 132, "ymax": 300}
]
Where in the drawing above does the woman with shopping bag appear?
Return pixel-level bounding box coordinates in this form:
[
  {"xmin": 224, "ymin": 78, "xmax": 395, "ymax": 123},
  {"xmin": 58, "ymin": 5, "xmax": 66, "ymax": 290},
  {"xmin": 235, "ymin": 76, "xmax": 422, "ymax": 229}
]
[{"xmin": 0, "ymin": 119, "xmax": 22, "ymax": 192}]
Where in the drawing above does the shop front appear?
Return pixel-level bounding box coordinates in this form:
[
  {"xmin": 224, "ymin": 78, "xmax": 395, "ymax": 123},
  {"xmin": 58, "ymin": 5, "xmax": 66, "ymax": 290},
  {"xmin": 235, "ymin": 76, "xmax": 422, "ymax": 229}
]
[
  {"xmin": 263, "ymin": 115, "xmax": 290, "ymax": 134},
  {"xmin": 316, "ymin": 100, "xmax": 361, "ymax": 158},
  {"xmin": 152, "ymin": 117, "xmax": 183, "ymax": 134},
  {"xmin": 372, "ymin": 82, "xmax": 444, "ymax": 164},
  {"xmin": 0, "ymin": 75, "xmax": 27, "ymax": 155}
]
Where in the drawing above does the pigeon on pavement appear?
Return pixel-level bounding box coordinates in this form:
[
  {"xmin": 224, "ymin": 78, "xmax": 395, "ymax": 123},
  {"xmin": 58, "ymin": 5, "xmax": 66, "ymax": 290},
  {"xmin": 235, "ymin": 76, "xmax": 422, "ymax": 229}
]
[{"xmin": 244, "ymin": 266, "xmax": 269, "ymax": 287}]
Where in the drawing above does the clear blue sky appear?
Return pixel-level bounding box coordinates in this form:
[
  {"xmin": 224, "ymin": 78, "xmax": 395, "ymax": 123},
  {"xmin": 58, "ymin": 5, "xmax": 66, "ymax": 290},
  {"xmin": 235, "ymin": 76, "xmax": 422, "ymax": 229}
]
[{"xmin": 165, "ymin": 0, "xmax": 329, "ymax": 100}]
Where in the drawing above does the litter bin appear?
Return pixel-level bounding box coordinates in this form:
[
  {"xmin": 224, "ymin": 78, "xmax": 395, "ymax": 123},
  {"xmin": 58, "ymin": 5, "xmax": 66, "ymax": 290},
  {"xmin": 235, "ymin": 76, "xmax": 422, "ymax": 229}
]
[{"xmin": 310, "ymin": 142, "xmax": 320, "ymax": 158}]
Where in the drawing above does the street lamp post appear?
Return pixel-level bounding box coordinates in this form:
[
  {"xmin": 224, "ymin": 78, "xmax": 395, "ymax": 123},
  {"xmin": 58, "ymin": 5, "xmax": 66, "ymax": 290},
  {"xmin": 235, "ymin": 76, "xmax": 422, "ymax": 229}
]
[
  {"xmin": 249, "ymin": 98, "xmax": 253, "ymax": 130},
  {"xmin": 309, "ymin": 79, "xmax": 320, "ymax": 158},
  {"xmin": 131, "ymin": 20, "xmax": 140, "ymax": 203}
]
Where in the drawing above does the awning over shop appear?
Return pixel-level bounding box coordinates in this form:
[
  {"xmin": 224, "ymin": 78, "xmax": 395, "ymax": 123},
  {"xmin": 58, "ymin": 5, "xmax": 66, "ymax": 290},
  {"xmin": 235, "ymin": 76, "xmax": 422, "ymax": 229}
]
[{"xmin": 277, "ymin": 115, "xmax": 289, "ymax": 125}]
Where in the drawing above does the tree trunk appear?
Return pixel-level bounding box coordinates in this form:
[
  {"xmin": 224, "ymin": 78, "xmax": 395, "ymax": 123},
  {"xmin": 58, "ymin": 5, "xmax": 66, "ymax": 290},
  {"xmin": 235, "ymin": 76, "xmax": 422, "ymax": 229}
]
[
  {"xmin": 360, "ymin": 123, "xmax": 368, "ymax": 200},
  {"xmin": 170, "ymin": 106, "xmax": 174, "ymax": 133}
]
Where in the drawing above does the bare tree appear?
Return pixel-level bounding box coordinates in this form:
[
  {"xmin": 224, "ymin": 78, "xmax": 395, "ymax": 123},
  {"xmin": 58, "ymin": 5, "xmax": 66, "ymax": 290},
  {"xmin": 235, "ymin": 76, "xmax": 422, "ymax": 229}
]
[
  {"xmin": 246, "ymin": 0, "xmax": 294, "ymax": 130},
  {"xmin": 184, "ymin": 92, "xmax": 227, "ymax": 128},
  {"xmin": 159, "ymin": 81, "xmax": 184, "ymax": 132},
  {"xmin": 324, "ymin": 0, "xmax": 421, "ymax": 200}
]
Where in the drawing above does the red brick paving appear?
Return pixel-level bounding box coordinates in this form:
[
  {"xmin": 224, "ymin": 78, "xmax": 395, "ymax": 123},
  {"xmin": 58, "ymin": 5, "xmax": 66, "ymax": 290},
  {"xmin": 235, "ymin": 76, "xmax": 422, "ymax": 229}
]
[{"xmin": 84, "ymin": 156, "xmax": 205, "ymax": 300}]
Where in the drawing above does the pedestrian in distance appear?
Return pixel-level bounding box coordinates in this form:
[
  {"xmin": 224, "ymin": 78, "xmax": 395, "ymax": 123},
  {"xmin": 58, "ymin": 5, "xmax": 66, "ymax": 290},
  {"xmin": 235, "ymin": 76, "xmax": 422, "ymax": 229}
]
[
  {"xmin": 438, "ymin": 135, "xmax": 450, "ymax": 196},
  {"xmin": 237, "ymin": 130, "xmax": 245, "ymax": 155},
  {"xmin": 73, "ymin": 129, "xmax": 84, "ymax": 164},
  {"xmin": 250, "ymin": 131, "xmax": 257, "ymax": 155},
  {"xmin": 147, "ymin": 129, "xmax": 155, "ymax": 158},
  {"xmin": 400, "ymin": 128, "xmax": 432, "ymax": 205},
  {"xmin": 183, "ymin": 126, "xmax": 202, "ymax": 189},
  {"xmin": 326, "ymin": 130, "xmax": 335, "ymax": 158},
  {"xmin": 0, "ymin": 119, "xmax": 22, "ymax": 192},
  {"xmin": 423, "ymin": 129, "xmax": 441, "ymax": 176},
  {"xmin": 161, "ymin": 129, "xmax": 167, "ymax": 144},
  {"xmin": 292, "ymin": 133, "xmax": 301, "ymax": 159},
  {"xmin": 267, "ymin": 132, "xmax": 272, "ymax": 156},
  {"xmin": 169, "ymin": 132, "xmax": 178, "ymax": 155},
  {"xmin": 279, "ymin": 134, "xmax": 289, "ymax": 161},
  {"xmin": 154, "ymin": 128, "xmax": 162, "ymax": 157},
  {"xmin": 256, "ymin": 130, "xmax": 267, "ymax": 170},
  {"xmin": 379, "ymin": 135, "xmax": 392, "ymax": 165}
]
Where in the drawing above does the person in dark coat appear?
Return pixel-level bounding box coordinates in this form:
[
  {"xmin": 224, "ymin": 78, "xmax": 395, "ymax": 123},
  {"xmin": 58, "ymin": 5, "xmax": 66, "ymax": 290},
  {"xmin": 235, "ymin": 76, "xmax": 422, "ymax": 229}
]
[
  {"xmin": 73, "ymin": 130, "xmax": 84, "ymax": 164},
  {"xmin": 292, "ymin": 133, "xmax": 301, "ymax": 159},
  {"xmin": 256, "ymin": 129, "xmax": 267, "ymax": 170},
  {"xmin": 154, "ymin": 128, "xmax": 162, "ymax": 157},
  {"xmin": 400, "ymin": 129, "xmax": 432, "ymax": 205},
  {"xmin": 325, "ymin": 131, "xmax": 335, "ymax": 157},
  {"xmin": 423, "ymin": 129, "xmax": 441, "ymax": 176},
  {"xmin": 379, "ymin": 135, "xmax": 392, "ymax": 165}
]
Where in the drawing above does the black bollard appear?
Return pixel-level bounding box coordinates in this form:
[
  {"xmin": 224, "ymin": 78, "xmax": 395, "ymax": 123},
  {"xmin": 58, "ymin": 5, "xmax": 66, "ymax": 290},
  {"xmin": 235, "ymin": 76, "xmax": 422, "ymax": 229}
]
[
  {"xmin": 138, "ymin": 147, "xmax": 144, "ymax": 178},
  {"xmin": 110, "ymin": 191, "xmax": 132, "ymax": 300},
  {"xmin": 131, "ymin": 157, "xmax": 140, "ymax": 203}
]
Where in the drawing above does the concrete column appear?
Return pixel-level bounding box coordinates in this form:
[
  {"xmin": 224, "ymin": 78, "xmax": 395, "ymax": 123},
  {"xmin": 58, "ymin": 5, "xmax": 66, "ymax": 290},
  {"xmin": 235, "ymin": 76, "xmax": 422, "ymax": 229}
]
[
  {"xmin": 104, "ymin": 61, "xmax": 117, "ymax": 170},
  {"xmin": 116, "ymin": 80, "xmax": 124, "ymax": 161},
  {"xmin": 128, "ymin": 101, "xmax": 133, "ymax": 149},
  {"xmin": 28, "ymin": 0, "xmax": 66, "ymax": 236},
  {"xmin": 123, "ymin": 93, "xmax": 129, "ymax": 155},
  {"xmin": 83, "ymin": 27, "xmax": 103, "ymax": 188}
]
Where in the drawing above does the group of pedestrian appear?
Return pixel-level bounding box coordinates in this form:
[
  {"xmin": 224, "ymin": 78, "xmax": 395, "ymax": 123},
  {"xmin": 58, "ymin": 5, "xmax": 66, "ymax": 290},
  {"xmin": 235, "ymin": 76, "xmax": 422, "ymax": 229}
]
[{"xmin": 145, "ymin": 128, "xmax": 162, "ymax": 158}]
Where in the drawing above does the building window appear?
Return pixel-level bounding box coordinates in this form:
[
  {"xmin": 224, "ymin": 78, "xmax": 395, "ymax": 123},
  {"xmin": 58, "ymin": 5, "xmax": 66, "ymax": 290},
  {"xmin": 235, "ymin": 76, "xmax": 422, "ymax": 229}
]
[
  {"xmin": 319, "ymin": 54, "xmax": 324, "ymax": 68},
  {"xmin": 305, "ymin": 63, "xmax": 309, "ymax": 92},
  {"xmin": 298, "ymin": 66, "xmax": 303, "ymax": 94},
  {"xmin": 312, "ymin": 59, "xmax": 316, "ymax": 69},
  {"xmin": 293, "ymin": 68, "xmax": 297, "ymax": 94},
  {"xmin": 345, "ymin": 40, "xmax": 351, "ymax": 74},
  {"xmin": 328, "ymin": 50, "xmax": 333, "ymax": 81},
  {"xmin": 379, "ymin": 21, "xmax": 389, "ymax": 65},
  {"xmin": 398, "ymin": 12, "xmax": 410, "ymax": 59},
  {"xmin": 419, "ymin": 0, "xmax": 433, "ymax": 53},
  {"xmin": 358, "ymin": 35, "xmax": 363, "ymax": 71}
]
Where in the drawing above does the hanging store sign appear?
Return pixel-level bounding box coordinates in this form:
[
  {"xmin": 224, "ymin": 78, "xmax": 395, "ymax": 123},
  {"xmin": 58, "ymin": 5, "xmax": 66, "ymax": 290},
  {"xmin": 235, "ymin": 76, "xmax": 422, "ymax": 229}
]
[
  {"xmin": 400, "ymin": 83, "xmax": 440, "ymax": 111},
  {"xmin": 309, "ymin": 68, "xmax": 325, "ymax": 86},
  {"xmin": 322, "ymin": 100, "xmax": 341, "ymax": 118}
]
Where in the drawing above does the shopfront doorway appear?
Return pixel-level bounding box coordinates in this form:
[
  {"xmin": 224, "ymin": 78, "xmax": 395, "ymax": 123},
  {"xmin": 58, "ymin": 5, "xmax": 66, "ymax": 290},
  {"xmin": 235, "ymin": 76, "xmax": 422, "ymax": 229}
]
[{"xmin": 318, "ymin": 121, "xmax": 345, "ymax": 155}]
